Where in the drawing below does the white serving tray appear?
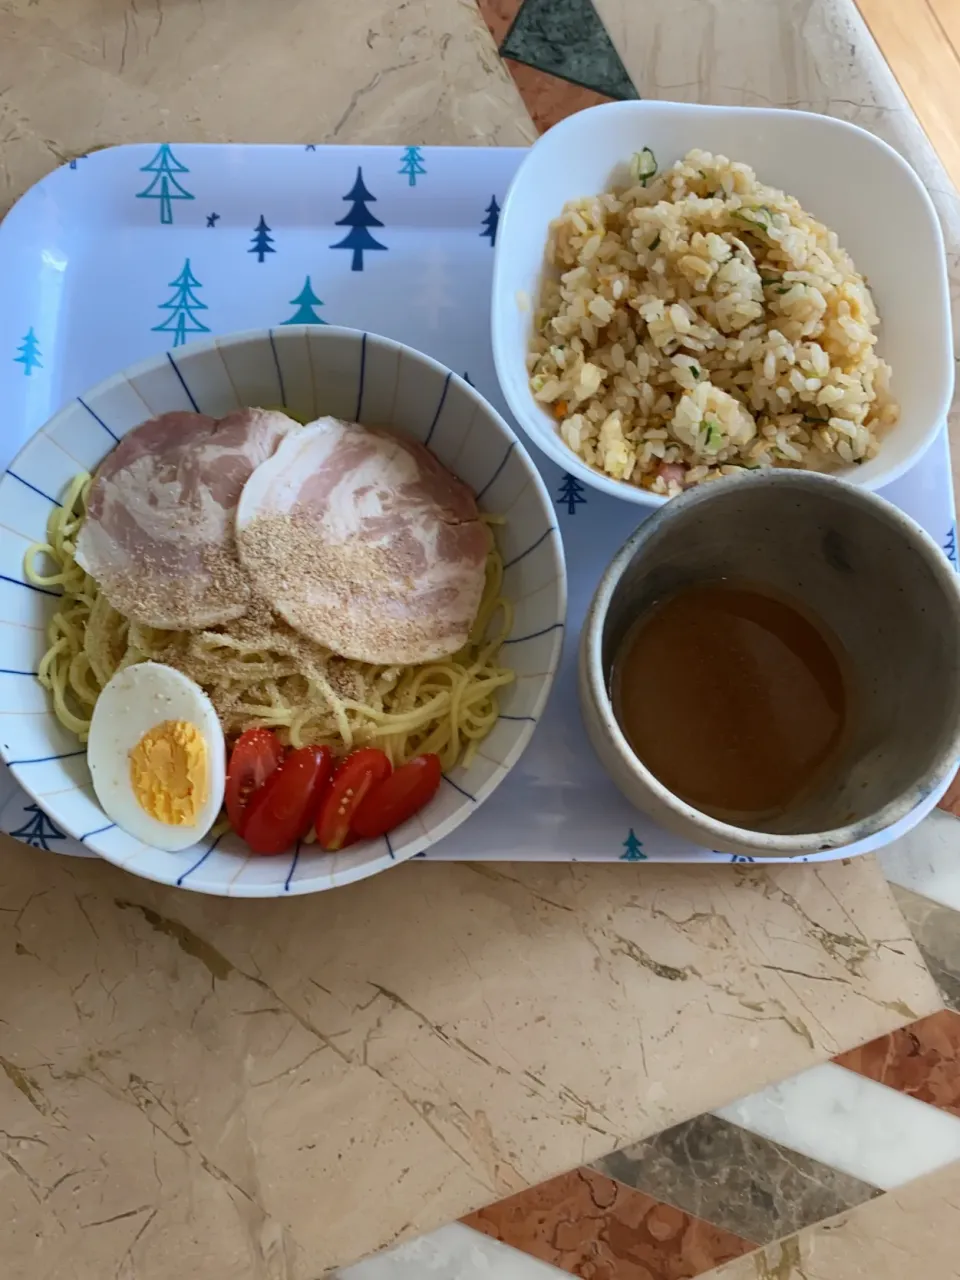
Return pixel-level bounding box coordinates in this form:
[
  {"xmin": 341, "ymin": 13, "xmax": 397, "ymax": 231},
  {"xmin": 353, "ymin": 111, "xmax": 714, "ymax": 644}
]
[{"xmin": 0, "ymin": 143, "xmax": 955, "ymax": 867}]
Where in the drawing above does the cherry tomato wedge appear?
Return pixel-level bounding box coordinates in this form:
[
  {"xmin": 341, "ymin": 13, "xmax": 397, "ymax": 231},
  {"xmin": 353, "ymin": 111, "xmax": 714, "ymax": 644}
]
[
  {"xmin": 225, "ymin": 728, "xmax": 284, "ymax": 835},
  {"xmin": 243, "ymin": 746, "xmax": 333, "ymax": 855},
  {"xmin": 351, "ymin": 754, "xmax": 442, "ymax": 840},
  {"xmin": 315, "ymin": 748, "xmax": 392, "ymax": 852}
]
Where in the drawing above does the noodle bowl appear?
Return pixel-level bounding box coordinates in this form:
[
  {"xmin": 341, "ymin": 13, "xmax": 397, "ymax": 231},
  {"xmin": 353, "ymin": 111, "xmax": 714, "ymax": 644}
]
[{"xmin": 0, "ymin": 326, "xmax": 565, "ymax": 895}]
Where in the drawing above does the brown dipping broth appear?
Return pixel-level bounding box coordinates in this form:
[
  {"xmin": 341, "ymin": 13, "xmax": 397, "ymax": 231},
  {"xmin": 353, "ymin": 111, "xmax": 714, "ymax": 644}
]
[{"xmin": 610, "ymin": 582, "xmax": 848, "ymax": 823}]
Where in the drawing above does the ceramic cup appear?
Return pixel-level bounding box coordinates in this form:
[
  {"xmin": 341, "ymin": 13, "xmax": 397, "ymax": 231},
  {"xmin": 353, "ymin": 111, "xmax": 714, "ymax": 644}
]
[{"xmin": 578, "ymin": 470, "xmax": 960, "ymax": 857}]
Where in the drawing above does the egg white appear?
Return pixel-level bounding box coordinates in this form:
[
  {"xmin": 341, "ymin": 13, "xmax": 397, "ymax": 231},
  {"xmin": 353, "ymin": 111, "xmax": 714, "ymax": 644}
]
[{"xmin": 88, "ymin": 662, "xmax": 226, "ymax": 852}]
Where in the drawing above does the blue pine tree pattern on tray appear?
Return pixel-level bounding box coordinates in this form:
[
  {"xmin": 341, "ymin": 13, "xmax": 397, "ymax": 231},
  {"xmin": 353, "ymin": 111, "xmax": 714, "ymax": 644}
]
[
  {"xmin": 206, "ymin": 212, "xmax": 220, "ymax": 227},
  {"xmin": 399, "ymin": 146, "xmax": 427, "ymax": 186},
  {"xmin": 10, "ymin": 803, "xmax": 65, "ymax": 851},
  {"xmin": 942, "ymin": 524, "xmax": 957, "ymax": 565},
  {"xmin": 153, "ymin": 259, "xmax": 210, "ymax": 347},
  {"xmin": 621, "ymin": 829, "xmax": 647, "ymax": 860},
  {"xmin": 250, "ymin": 215, "xmax": 276, "ymax": 262},
  {"xmin": 68, "ymin": 154, "xmax": 89, "ymax": 170},
  {"xmin": 557, "ymin": 472, "xmax": 586, "ymax": 514},
  {"xmin": 331, "ymin": 167, "xmax": 387, "ymax": 271},
  {"xmin": 137, "ymin": 144, "xmax": 194, "ymax": 225},
  {"xmin": 13, "ymin": 327, "xmax": 42, "ymax": 376},
  {"xmin": 281, "ymin": 277, "xmax": 327, "ymax": 325},
  {"xmin": 729, "ymin": 854, "xmax": 756, "ymax": 863},
  {"xmin": 481, "ymin": 196, "xmax": 500, "ymax": 246}
]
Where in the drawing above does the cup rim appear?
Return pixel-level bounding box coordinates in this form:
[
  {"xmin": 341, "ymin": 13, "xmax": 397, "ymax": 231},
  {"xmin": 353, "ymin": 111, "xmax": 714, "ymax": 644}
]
[{"xmin": 583, "ymin": 470, "xmax": 960, "ymax": 855}]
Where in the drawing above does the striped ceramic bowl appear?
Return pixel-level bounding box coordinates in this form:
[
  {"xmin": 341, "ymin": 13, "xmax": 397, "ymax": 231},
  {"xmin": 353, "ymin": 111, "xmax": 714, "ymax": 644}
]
[{"xmin": 0, "ymin": 326, "xmax": 566, "ymax": 895}]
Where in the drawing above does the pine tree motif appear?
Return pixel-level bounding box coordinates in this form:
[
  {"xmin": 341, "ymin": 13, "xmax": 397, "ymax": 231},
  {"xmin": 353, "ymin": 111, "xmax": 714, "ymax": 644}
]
[
  {"xmin": 942, "ymin": 524, "xmax": 957, "ymax": 565},
  {"xmin": 331, "ymin": 167, "xmax": 387, "ymax": 271},
  {"xmin": 13, "ymin": 327, "xmax": 42, "ymax": 376},
  {"xmin": 280, "ymin": 276, "xmax": 327, "ymax": 325},
  {"xmin": 398, "ymin": 145, "xmax": 426, "ymax": 186},
  {"xmin": 136, "ymin": 144, "xmax": 194, "ymax": 225},
  {"xmin": 557, "ymin": 472, "xmax": 587, "ymax": 514},
  {"xmin": 10, "ymin": 804, "xmax": 65, "ymax": 851},
  {"xmin": 249, "ymin": 215, "xmax": 276, "ymax": 262},
  {"xmin": 480, "ymin": 196, "xmax": 500, "ymax": 246},
  {"xmin": 620, "ymin": 829, "xmax": 647, "ymax": 860},
  {"xmin": 729, "ymin": 854, "xmax": 756, "ymax": 863},
  {"xmin": 152, "ymin": 259, "xmax": 210, "ymax": 348}
]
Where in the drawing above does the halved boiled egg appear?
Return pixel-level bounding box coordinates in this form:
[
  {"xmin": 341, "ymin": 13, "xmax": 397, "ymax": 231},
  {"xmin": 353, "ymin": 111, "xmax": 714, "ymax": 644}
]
[{"xmin": 88, "ymin": 662, "xmax": 226, "ymax": 852}]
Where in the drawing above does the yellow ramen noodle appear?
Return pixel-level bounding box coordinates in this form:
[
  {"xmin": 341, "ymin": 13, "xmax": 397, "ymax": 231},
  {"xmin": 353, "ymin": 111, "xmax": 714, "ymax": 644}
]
[{"xmin": 25, "ymin": 472, "xmax": 515, "ymax": 770}]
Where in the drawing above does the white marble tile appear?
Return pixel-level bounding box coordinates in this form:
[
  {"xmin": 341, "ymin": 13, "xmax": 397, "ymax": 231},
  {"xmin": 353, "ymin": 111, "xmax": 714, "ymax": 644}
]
[
  {"xmin": 878, "ymin": 809, "xmax": 960, "ymax": 910},
  {"xmin": 715, "ymin": 1061, "xmax": 960, "ymax": 1190},
  {"xmin": 334, "ymin": 1224, "xmax": 567, "ymax": 1279}
]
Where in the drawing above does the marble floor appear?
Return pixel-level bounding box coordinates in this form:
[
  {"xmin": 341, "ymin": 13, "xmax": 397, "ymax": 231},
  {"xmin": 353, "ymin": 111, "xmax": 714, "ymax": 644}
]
[
  {"xmin": 332, "ymin": 2, "xmax": 960, "ymax": 1277},
  {"xmin": 0, "ymin": 2, "xmax": 957, "ymax": 1277}
]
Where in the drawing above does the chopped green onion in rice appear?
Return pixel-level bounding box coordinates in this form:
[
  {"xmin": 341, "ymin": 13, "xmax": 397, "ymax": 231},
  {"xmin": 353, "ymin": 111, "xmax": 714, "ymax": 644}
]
[{"xmin": 631, "ymin": 147, "xmax": 658, "ymax": 186}]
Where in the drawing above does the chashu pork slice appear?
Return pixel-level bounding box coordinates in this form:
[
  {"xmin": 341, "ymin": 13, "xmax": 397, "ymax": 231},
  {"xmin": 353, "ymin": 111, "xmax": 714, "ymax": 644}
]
[
  {"xmin": 76, "ymin": 408, "xmax": 299, "ymax": 629},
  {"xmin": 235, "ymin": 417, "xmax": 491, "ymax": 665}
]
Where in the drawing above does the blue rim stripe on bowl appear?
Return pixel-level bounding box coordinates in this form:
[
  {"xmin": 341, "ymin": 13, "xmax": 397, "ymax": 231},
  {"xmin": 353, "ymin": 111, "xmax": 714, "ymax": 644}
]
[
  {"xmin": 0, "ymin": 573, "xmax": 61, "ymax": 599},
  {"xmin": 177, "ymin": 830, "xmax": 226, "ymax": 887},
  {"xmin": 476, "ymin": 441, "xmax": 516, "ymax": 502},
  {"xmin": 355, "ymin": 332, "xmax": 368, "ymax": 420},
  {"xmin": 442, "ymin": 774, "xmax": 476, "ymax": 803},
  {"xmin": 503, "ymin": 621, "xmax": 564, "ymax": 645},
  {"xmin": 9, "ymin": 748, "xmax": 87, "ymax": 765},
  {"xmin": 268, "ymin": 329, "xmax": 287, "ymax": 408},
  {"xmin": 424, "ymin": 370, "xmax": 452, "ymax": 447},
  {"xmin": 503, "ymin": 526, "xmax": 558, "ymax": 570},
  {"xmin": 284, "ymin": 840, "xmax": 302, "ymax": 892},
  {"xmin": 80, "ymin": 821, "xmax": 116, "ymax": 841},
  {"xmin": 6, "ymin": 470, "xmax": 62, "ymax": 507},
  {"xmin": 166, "ymin": 352, "xmax": 200, "ymax": 411},
  {"xmin": 77, "ymin": 396, "xmax": 120, "ymax": 443}
]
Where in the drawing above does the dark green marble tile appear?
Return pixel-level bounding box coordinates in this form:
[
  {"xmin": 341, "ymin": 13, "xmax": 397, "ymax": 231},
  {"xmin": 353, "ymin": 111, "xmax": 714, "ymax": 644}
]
[
  {"xmin": 502, "ymin": 0, "xmax": 637, "ymax": 101},
  {"xmin": 591, "ymin": 1113, "xmax": 881, "ymax": 1245}
]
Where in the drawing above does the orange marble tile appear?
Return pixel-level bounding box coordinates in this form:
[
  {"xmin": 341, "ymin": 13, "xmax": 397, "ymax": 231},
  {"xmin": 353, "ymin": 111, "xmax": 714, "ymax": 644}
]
[
  {"xmin": 503, "ymin": 59, "xmax": 615, "ymax": 133},
  {"xmin": 834, "ymin": 1009, "xmax": 960, "ymax": 1117},
  {"xmin": 476, "ymin": 0, "xmax": 524, "ymax": 46},
  {"xmin": 937, "ymin": 766, "xmax": 960, "ymax": 816},
  {"xmin": 464, "ymin": 1166, "xmax": 757, "ymax": 1280}
]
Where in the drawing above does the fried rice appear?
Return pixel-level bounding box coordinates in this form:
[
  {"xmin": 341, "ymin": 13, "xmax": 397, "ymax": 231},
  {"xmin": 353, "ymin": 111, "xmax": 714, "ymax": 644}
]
[{"xmin": 527, "ymin": 148, "xmax": 899, "ymax": 496}]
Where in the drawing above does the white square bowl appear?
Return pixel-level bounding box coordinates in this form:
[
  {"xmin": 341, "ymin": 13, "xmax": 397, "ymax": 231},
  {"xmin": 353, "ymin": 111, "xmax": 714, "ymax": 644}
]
[{"xmin": 491, "ymin": 100, "xmax": 954, "ymax": 507}]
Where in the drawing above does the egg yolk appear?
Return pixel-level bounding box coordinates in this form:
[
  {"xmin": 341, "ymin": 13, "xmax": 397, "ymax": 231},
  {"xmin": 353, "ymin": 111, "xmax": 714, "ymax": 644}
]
[{"xmin": 129, "ymin": 720, "xmax": 209, "ymax": 826}]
